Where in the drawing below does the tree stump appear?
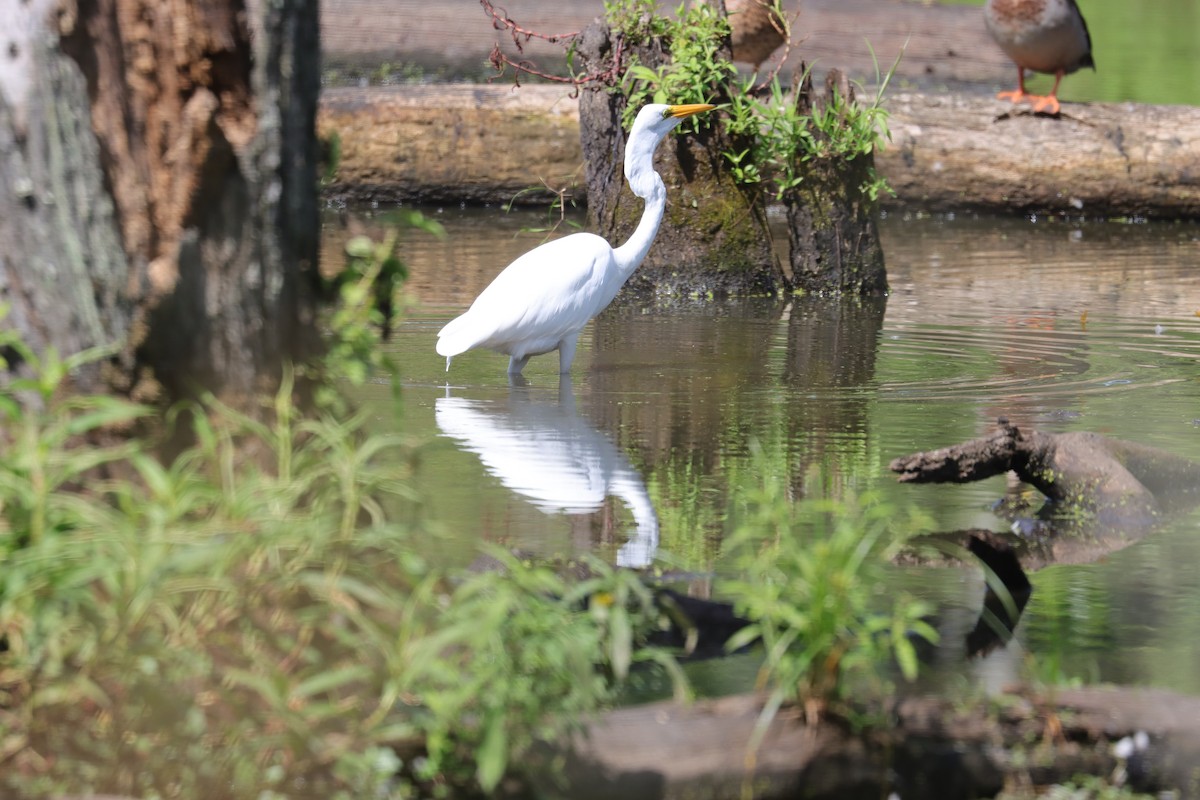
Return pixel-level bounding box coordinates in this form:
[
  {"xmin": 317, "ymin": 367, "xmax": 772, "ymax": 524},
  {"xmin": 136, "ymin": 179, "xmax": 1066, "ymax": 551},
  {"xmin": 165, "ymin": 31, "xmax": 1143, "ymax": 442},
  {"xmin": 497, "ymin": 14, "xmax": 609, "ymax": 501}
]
[
  {"xmin": 575, "ymin": 19, "xmax": 787, "ymax": 300},
  {"xmin": 785, "ymin": 67, "xmax": 887, "ymax": 296}
]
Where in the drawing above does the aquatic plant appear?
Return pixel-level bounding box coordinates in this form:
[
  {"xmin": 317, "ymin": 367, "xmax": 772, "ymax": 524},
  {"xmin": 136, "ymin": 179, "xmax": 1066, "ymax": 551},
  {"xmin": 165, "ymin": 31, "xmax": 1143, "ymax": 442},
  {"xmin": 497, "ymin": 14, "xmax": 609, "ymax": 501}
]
[
  {"xmin": 721, "ymin": 448, "xmax": 938, "ymax": 747},
  {"xmin": 318, "ymin": 208, "xmax": 444, "ymax": 406}
]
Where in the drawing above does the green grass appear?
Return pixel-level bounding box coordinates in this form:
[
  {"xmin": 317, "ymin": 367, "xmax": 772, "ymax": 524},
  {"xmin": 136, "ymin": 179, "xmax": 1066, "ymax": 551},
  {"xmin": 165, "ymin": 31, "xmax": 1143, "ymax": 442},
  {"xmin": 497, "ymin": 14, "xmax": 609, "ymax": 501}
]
[{"xmin": 0, "ymin": 358, "xmax": 674, "ymax": 797}]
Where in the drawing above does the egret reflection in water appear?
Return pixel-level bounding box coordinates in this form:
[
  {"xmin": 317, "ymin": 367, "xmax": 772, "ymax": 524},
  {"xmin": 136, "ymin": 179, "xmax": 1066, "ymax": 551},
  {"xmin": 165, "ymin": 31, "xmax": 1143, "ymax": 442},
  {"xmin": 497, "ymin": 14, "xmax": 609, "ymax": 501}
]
[{"xmin": 435, "ymin": 378, "xmax": 659, "ymax": 568}]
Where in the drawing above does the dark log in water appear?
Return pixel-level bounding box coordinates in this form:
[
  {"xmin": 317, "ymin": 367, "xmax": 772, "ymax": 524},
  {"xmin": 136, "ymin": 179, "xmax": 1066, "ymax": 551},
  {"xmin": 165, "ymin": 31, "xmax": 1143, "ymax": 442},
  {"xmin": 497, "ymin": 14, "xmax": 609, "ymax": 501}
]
[
  {"xmin": 890, "ymin": 418, "xmax": 1200, "ymax": 532},
  {"xmin": 785, "ymin": 67, "xmax": 888, "ymax": 295},
  {"xmin": 537, "ymin": 686, "xmax": 1200, "ymax": 799}
]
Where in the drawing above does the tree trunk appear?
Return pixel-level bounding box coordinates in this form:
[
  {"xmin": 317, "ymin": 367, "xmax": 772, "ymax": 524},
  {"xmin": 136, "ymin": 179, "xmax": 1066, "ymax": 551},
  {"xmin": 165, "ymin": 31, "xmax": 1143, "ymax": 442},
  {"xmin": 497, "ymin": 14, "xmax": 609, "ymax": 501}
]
[
  {"xmin": 786, "ymin": 67, "xmax": 887, "ymax": 295},
  {"xmin": 0, "ymin": 0, "xmax": 321, "ymax": 403},
  {"xmin": 575, "ymin": 19, "xmax": 787, "ymax": 300}
]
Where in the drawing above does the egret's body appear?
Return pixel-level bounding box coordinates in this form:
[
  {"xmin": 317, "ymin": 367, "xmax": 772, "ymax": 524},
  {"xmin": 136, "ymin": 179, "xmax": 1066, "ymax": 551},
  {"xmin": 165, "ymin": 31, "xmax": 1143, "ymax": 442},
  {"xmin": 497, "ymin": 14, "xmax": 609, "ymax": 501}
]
[{"xmin": 437, "ymin": 103, "xmax": 714, "ymax": 375}]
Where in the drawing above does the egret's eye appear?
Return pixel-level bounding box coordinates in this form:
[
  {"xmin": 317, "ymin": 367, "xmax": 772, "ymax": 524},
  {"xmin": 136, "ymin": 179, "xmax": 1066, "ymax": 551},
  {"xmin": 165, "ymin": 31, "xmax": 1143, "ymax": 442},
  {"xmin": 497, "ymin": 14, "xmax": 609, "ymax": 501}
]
[{"xmin": 660, "ymin": 107, "xmax": 672, "ymax": 119}]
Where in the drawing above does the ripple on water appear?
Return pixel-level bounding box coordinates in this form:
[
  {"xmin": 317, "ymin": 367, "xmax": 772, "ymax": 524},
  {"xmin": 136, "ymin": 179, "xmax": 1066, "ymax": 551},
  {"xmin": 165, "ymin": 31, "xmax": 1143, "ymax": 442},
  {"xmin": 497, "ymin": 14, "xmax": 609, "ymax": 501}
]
[{"xmin": 878, "ymin": 315, "xmax": 1200, "ymax": 404}]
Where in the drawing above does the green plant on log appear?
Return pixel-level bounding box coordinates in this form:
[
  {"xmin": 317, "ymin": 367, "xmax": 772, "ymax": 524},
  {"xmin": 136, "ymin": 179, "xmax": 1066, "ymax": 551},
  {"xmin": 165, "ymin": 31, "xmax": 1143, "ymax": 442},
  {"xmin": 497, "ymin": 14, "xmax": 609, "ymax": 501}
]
[
  {"xmin": 725, "ymin": 58, "xmax": 897, "ymax": 202},
  {"xmin": 608, "ymin": 0, "xmax": 736, "ymax": 132},
  {"xmin": 604, "ymin": 0, "xmax": 674, "ymax": 50},
  {"xmin": 721, "ymin": 446, "xmax": 938, "ymax": 751},
  {"xmin": 603, "ymin": 1, "xmax": 896, "ymax": 202}
]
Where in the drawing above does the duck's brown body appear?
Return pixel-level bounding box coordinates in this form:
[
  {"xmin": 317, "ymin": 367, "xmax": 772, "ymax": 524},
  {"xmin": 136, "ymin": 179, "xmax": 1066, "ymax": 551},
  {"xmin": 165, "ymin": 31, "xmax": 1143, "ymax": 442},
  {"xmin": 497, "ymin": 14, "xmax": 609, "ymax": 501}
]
[
  {"xmin": 727, "ymin": 0, "xmax": 786, "ymax": 70},
  {"xmin": 984, "ymin": 0, "xmax": 1094, "ymax": 113}
]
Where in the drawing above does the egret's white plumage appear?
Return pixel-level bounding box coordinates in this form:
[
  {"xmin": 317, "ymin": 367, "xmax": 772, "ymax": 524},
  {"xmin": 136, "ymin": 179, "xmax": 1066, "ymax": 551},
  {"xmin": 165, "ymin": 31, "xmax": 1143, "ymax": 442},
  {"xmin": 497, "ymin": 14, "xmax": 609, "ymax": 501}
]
[{"xmin": 436, "ymin": 102, "xmax": 715, "ymax": 375}]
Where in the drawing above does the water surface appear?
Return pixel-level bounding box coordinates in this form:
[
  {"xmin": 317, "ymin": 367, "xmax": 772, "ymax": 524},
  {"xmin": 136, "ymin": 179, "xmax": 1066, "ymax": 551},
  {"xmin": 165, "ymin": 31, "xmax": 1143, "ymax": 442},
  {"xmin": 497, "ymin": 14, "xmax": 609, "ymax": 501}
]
[{"xmin": 356, "ymin": 206, "xmax": 1200, "ymax": 695}]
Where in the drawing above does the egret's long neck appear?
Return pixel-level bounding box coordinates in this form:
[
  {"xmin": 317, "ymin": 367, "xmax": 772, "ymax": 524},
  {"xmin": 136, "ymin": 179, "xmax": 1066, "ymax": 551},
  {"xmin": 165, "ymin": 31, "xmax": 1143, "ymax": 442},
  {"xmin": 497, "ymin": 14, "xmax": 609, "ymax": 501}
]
[{"xmin": 613, "ymin": 130, "xmax": 669, "ymax": 279}]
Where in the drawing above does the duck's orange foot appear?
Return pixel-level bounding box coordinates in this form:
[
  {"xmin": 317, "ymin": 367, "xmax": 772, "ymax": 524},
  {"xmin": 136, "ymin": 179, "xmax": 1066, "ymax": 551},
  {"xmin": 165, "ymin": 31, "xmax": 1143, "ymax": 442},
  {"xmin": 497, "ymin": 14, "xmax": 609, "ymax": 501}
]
[
  {"xmin": 1028, "ymin": 94, "xmax": 1062, "ymax": 115},
  {"xmin": 996, "ymin": 89, "xmax": 1027, "ymax": 104}
]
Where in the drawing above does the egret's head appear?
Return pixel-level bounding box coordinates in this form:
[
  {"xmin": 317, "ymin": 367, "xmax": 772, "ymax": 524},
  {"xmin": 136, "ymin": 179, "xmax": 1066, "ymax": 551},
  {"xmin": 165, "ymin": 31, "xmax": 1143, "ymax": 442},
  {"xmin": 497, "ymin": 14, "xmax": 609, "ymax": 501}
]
[
  {"xmin": 631, "ymin": 103, "xmax": 716, "ymax": 141},
  {"xmin": 624, "ymin": 103, "xmax": 715, "ymax": 195}
]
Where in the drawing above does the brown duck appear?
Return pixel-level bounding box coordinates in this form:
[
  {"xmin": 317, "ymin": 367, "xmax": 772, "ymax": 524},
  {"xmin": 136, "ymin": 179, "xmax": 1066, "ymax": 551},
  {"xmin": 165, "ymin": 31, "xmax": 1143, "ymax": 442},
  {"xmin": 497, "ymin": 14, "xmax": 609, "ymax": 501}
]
[
  {"xmin": 984, "ymin": 0, "xmax": 1094, "ymax": 114},
  {"xmin": 727, "ymin": 0, "xmax": 787, "ymax": 70}
]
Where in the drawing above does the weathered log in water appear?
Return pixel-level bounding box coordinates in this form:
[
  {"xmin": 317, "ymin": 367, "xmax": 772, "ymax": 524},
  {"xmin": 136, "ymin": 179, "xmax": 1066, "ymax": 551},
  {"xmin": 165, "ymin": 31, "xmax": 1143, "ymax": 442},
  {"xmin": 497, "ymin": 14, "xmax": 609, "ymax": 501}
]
[
  {"xmin": 317, "ymin": 85, "xmax": 1200, "ymax": 219},
  {"xmin": 537, "ymin": 686, "xmax": 1200, "ymax": 799},
  {"xmin": 573, "ymin": 20, "xmax": 786, "ymax": 299},
  {"xmin": 890, "ymin": 418, "xmax": 1200, "ymax": 532},
  {"xmin": 318, "ymin": 85, "xmax": 585, "ymax": 206}
]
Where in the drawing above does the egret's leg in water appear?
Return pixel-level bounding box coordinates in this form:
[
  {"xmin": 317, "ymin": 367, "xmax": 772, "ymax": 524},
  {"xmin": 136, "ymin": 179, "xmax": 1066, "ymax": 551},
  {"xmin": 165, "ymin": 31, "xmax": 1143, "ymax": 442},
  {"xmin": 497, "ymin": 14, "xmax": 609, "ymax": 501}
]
[{"xmin": 558, "ymin": 332, "xmax": 581, "ymax": 374}]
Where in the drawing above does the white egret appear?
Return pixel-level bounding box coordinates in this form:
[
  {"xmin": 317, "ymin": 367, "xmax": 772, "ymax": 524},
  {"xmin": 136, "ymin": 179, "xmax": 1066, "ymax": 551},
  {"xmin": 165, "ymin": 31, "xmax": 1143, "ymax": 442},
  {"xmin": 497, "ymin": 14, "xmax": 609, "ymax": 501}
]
[{"xmin": 436, "ymin": 102, "xmax": 715, "ymax": 375}]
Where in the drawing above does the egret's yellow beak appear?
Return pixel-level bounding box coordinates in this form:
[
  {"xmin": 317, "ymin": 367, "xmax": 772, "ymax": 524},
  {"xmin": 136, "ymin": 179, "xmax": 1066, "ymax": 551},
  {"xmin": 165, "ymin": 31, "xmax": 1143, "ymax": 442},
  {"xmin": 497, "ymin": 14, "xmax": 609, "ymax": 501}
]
[{"xmin": 667, "ymin": 103, "xmax": 716, "ymax": 119}]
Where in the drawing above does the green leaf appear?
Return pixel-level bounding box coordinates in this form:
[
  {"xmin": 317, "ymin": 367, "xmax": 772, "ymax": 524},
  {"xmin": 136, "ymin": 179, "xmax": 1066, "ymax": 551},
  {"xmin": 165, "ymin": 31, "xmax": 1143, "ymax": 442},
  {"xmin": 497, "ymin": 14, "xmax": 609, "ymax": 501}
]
[
  {"xmin": 475, "ymin": 712, "xmax": 508, "ymax": 791},
  {"xmin": 608, "ymin": 605, "xmax": 633, "ymax": 680},
  {"xmin": 894, "ymin": 636, "xmax": 919, "ymax": 682},
  {"xmin": 293, "ymin": 664, "xmax": 373, "ymax": 700},
  {"xmin": 723, "ymin": 623, "xmax": 762, "ymax": 654},
  {"xmin": 345, "ymin": 235, "xmax": 376, "ymax": 260},
  {"xmin": 130, "ymin": 452, "xmax": 173, "ymax": 501}
]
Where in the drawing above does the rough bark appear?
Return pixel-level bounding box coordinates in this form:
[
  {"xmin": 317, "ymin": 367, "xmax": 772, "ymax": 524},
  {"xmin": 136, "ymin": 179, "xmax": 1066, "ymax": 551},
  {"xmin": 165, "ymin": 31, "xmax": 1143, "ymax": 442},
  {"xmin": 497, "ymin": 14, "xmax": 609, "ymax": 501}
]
[
  {"xmin": 531, "ymin": 686, "xmax": 1200, "ymax": 799},
  {"xmin": 575, "ymin": 19, "xmax": 786, "ymax": 300},
  {"xmin": 317, "ymin": 85, "xmax": 1200, "ymax": 220},
  {"xmin": 0, "ymin": 0, "xmax": 132, "ymax": 392},
  {"xmin": 786, "ymin": 68, "xmax": 888, "ymax": 295},
  {"xmin": 0, "ymin": 0, "xmax": 321, "ymax": 403}
]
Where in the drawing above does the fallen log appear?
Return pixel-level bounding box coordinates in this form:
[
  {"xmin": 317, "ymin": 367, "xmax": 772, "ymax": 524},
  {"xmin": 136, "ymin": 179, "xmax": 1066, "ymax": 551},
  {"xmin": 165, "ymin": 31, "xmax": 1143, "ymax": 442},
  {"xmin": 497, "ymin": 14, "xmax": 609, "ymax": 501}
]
[
  {"xmin": 317, "ymin": 85, "xmax": 1200, "ymax": 218},
  {"xmin": 891, "ymin": 418, "xmax": 1200, "ymax": 528},
  {"xmin": 889, "ymin": 419, "xmax": 1200, "ymax": 570},
  {"xmin": 538, "ymin": 686, "xmax": 1200, "ymax": 799}
]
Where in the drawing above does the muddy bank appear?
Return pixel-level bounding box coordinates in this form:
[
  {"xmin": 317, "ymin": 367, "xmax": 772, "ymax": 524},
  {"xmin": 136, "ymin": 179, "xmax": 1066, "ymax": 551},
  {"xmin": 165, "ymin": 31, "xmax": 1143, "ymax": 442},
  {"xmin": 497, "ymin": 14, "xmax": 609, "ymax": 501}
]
[
  {"xmin": 320, "ymin": 0, "xmax": 1009, "ymax": 89},
  {"xmin": 318, "ymin": 84, "xmax": 1200, "ymax": 218}
]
